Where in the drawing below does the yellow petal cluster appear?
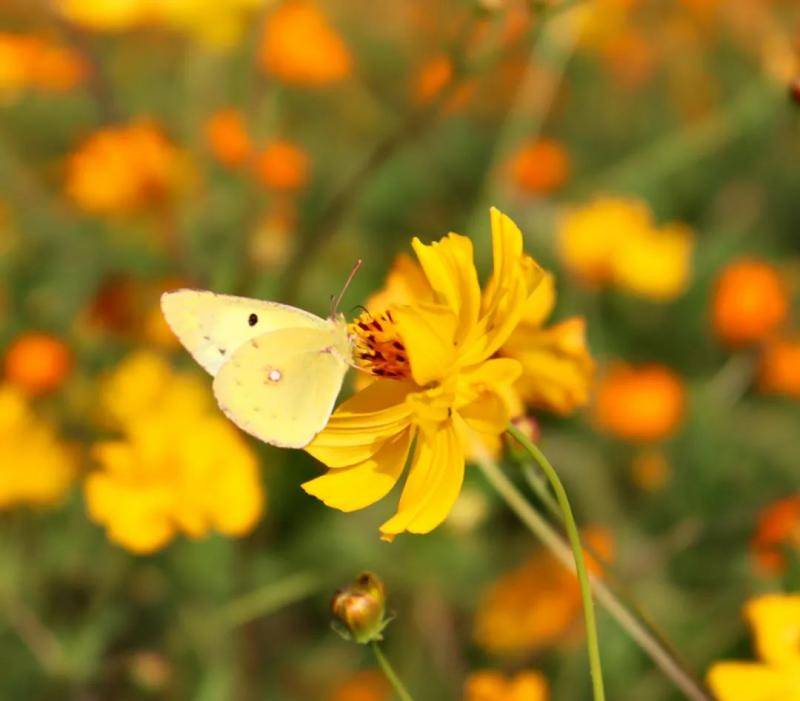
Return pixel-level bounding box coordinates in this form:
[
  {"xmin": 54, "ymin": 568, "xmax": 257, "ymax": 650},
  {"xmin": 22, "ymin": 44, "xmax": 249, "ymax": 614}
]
[
  {"xmin": 359, "ymin": 242, "xmax": 593, "ymax": 418},
  {"xmin": 85, "ymin": 352, "xmax": 263, "ymax": 554},
  {"xmin": 0, "ymin": 385, "xmax": 76, "ymax": 509},
  {"xmin": 56, "ymin": 0, "xmax": 266, "ymax": 48},
  {"xmin": 707, "ymin": 594, "xmax": 800, "ymax": 701},
  {"xmin": 557, "ymin": 196, "xmax": 694, "ymax": 301},
  {"xmin": 304, "ymin": 209, "xmax": 544, "ymax": 540},
  {"xmin": 499, "ymin": 272, "xmax": 594, "ymax": 415}
]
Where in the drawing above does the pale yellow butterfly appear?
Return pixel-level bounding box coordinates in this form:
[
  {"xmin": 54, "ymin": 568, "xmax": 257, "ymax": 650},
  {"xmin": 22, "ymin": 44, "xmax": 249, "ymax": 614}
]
[{"xmin": 160, "ymin": 267, "xmax": 359, "ymax": 449}]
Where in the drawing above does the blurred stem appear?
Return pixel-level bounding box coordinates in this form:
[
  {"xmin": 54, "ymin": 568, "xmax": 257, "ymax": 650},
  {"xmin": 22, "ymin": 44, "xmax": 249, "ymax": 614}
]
[
  {"xmin": 371, "ymin": 642, "xmax": 414, "ymax": 701},
  {"xmin": 0, "ymin": 596, "xmax": 67, "ymax": 678},
  {"xmin": 219, "ymin": 572, "xmax": 320, "ymax": 630},
  {"xmin": 475, "ymin": 447, "xmax": 713, "ymax": 701},
  {"xmin": 583, "ymin": 81, "xmax": 778, "ymax": 195},
  {"xmin": 506, "ymin": 425, "xmax": 606, "ymax": 701}
]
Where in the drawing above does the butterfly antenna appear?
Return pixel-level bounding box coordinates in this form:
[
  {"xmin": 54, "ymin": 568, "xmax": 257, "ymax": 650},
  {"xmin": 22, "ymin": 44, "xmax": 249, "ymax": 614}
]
[{"xmin": 331, "ymin": 259, "xmax": 362, "ymax": 317}]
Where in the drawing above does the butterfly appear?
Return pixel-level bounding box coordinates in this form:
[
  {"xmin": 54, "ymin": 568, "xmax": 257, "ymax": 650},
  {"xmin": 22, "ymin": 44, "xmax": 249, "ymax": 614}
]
[{"xmin": 161, "ymin": 267, "xmax": 359, "ymax": 449}]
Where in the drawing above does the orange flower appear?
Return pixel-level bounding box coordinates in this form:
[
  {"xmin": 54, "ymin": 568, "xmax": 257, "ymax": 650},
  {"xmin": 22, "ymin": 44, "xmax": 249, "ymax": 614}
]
[
  {"xmin": 758, "ymin": 336, "xmax": 800, "ymax": 399},
  {"xmin": 630, "ymin": 448, "xmax": 671, "ymax": 492},
  {"xmin": 413, "ymin": 55, "xmax": 453, "ymax": 103},
  {"xmin": 474, "ymin": 528, "xmax": 613, "ymax": 655},
  {"xmin": 65, "ymin": 122, "xmax": 183, "ymax": 215},
  {"xmin": 204, "ymin": 108, "xmax": 252, "ymax": 168},
  {"xmin": 329, "ymin": 669, "xmax": 390, "ymax": 701},
  {"xmin": 751, "ymin": 495, "xmax": 800, "ymax": 575},
  {"xmin": 259, "ymin": 0, "xmax": 352, "ymax": 86},
  {"xmin": 464, "ymin": 669, "xmax": 549, "ymax": 701},
  {"xmin": 411, "ymin": 55, "xmax": 475, "ymax": 110},
  {"xmin": 508, "ymin": 138, "xmax": 570, "ymax": 195},
  {"xmin": 711, "ymin": 258, "xmax": 788, "ymax": 347},
  {"xmin": 0, "ymin": 33, "xmax": 87, "ymax": 94},
  {"xmin": 253, "ymin": 140, "xmax": 310, "ymax": 190},
  {"xmin": 594, "ymin": 363, "xmax": 685, "ymax": 442},
  {"xmin": 4, "ymin": 333, "xmax": 72, "ymax": 396}
]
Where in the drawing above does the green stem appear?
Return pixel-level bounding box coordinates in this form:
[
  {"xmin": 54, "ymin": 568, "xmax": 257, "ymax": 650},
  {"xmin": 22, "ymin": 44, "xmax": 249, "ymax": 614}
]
[
  {"xmin": 506, "ymin": 424, "xmax": 606, "ymax": 701},
  {"xmin": 371, "ymin": 641, "xmax": 414, "ymax": 701},
  {"xmin": 475, "ymin": 445, "xmax": 712, "ymax": 701},
  {"xmin": 220, "ymin": 572, "xmax": 320, "ymax": 630}
]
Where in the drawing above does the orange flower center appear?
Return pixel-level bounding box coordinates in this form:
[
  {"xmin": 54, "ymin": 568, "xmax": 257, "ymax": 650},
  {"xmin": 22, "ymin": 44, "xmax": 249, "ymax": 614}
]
[{"xmin": 350, "ymin": 310, "xmax": 411, "ymax": 380}]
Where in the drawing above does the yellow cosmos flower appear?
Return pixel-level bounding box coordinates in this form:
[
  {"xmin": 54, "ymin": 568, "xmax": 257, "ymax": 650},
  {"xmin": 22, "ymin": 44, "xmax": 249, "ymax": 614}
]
[
  {"xmin": 86, "ymin": 352, "xmax": 263, "ymax": 553},
  {"xmin": 357, "ymin": 243, "xmax": 592, "ymax": 417},
  {"xmin": 557, "ymin": 196, "xmax": 694, "ymax": 302},
  {"xmin": 57, "ymin": 0, "xmax": 266, "ymax": 47},
  {"xmin": 303, "ymin": 209, "xmax": 543, "ymax": 541},
  {"xmin": 0, "ymin": 385, "xmax": 76, "ymax": 509},
  {"xmin": 707, "ymin": 594, "xmax": 800, "ymax": 701}
]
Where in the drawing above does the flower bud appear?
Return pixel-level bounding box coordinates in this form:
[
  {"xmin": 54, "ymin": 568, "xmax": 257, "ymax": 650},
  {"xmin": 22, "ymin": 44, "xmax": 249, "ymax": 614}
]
[
  {"xmin": 331, "ymin": 572, "xmax": 390, "ymax": 644},
  {"xmin": 791, "ymin": 76, "xmax": 800, "ymax": 106}
]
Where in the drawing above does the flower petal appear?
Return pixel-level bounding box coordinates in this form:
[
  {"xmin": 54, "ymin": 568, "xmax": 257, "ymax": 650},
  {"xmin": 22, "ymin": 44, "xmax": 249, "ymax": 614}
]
[
  {"xmin": 302, "ymin": 427, "xmax": 413, "ymax": 512},
  {"xmin": 461, "ymin": 209, "xmax": 544, "ymax": 366},
  {"xmin": 379, "ymin": 420, "xmax": 464, "ymax": 538},
  {"xmin": 392, "ymin": 303, "xmax": 458, "ymax": 386},
  {"xmin": 707, "ymin": 662, "xmax": 800, "ymax": 701},
  {"xmin": 412, "ymin": 233, "xmax": 480, "ymax": 343},
  {"xmin": 460, "ymin": 390, "xmax": 511, "ymax": 436},
  {"xmin": 521, "ymin": 269, "xmax": 556, "ymax": 327},
  {"xmin": 366, "ymin": 253, "xmax": 434, "ymax": 311},
  {"xmin": 502, "ymin": 317, "xmax": 594, "ymax": 415},
  {"xmin": 306, "ymin": 379, "xmax": 414, "ymax": 467}
]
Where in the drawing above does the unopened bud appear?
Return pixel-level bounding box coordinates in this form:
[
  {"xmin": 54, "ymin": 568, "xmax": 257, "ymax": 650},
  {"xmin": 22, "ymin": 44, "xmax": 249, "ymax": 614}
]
[
  {"xmin": 331, "ymin": 572, "xmax": 390, "ymax": 644},
  {"xmin": 511, "ymin": 414, "xmax": 541, "ymax": 443},
  {"xmin": 790, "ymin": 76, "xmax": 800, "ymax": 106}
]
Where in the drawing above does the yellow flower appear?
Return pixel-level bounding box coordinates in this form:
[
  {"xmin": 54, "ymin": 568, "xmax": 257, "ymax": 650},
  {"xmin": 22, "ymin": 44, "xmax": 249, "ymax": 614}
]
[
  {"xmin": 56, "ymin": 0, "xmax": 152, "ymax": 31},
  {"xmin": 97, "ymin": 351, "xmax": 208, "ymax": 429},
  {"xmin": 611, "ymin": 223, "xmax": 693, "ymax": 301},
  {"xmin": 557, "ymin": 196, "xmax": 694, "ymax": 301},
  {"xmin": 358, "ymin": 252, "xmax": 592, "ymax": 418},
  {"xmin": 57, "ymin": 0, "xmax": 265, "ymax": 47},
  {"xmin": 86, "ymin": 352, "xmax": 263, "ymax": 553},
  {"xmin": 0, "ymin": 385, "xmax": 76, "ymax": 509},
  {"xmin": 707, "ymin": 594, "xmax": 800, "ymax": 701},
  {"xmin": 303, "ymin": 209, "xmax": 543, "ymax": 540},
  {"xmin": 159, "ymin": 0, "xmax": 266, "ymax": 48}
]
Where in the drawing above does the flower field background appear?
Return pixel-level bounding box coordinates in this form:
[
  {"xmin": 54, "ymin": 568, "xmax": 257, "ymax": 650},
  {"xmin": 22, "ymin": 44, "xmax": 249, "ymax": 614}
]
[{"xmin": 1, "ymin": 1, "xmax": 799, "ymax": 699}]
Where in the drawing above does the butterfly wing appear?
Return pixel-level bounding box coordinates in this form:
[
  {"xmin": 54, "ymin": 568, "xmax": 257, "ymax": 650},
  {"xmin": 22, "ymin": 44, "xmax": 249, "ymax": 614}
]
[
  {"xmin": 212, "ymin": 324, "xmax": 350, "ymax": 449},
  {"xmin": 161, "ymin": 289, "xmax": 327, "ymax": 376}
]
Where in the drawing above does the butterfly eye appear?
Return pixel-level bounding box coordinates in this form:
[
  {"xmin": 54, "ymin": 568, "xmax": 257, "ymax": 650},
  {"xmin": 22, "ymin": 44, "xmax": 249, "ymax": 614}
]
[{"xmin": 248, "ymin": 313, "xmax": 258, "ymax": 327}]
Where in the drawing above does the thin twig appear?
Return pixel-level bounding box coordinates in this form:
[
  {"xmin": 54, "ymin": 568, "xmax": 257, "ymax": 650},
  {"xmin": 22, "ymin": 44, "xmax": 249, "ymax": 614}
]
[
  {"xmin": 0, "ymin": 598, "xmax": 67, "ymax": 677},
  {"xmin": 219, "ymin": 571, "xmax": 320, "ymax": 630}
]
